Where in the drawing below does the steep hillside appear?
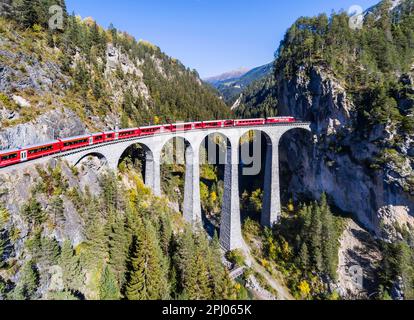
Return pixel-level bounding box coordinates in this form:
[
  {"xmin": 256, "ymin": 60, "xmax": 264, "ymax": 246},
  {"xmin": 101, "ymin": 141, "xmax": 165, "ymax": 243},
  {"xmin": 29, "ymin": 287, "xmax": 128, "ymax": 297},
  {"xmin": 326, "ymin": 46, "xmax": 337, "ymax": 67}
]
[
  {"xmin": 206, "ymin": 63, "xmax": 273, "ymax": 106},
  {"xmin": 236, "ymin": 0, "xmax": 414, "ymax": 299},
  {"xmin": 0, "ymin": 0, "xmax": 231, "ymax": 150}
]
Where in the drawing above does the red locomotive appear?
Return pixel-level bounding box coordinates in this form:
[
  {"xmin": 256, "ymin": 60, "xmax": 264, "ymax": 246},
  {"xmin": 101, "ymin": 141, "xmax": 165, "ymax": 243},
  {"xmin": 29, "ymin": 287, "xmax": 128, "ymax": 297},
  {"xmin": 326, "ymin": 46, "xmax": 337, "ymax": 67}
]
[{"xmin": 0, "ymin": 117, "xmax": 297, "ymax": 168}]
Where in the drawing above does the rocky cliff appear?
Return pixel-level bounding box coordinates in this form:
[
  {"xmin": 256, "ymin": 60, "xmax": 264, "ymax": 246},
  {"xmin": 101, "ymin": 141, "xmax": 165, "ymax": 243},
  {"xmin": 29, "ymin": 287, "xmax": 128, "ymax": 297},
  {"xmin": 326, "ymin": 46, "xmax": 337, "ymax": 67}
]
[
  {"xmin": 0, "ymin": 15, "xmax": 230, "ymax": 149},
  {"xmin": 276, "ymin": 65, "xmax": 414, "ymax": 238},
  {"xmin": 236, "ymin": 0, "xmax": 414, "ymax": 240}
]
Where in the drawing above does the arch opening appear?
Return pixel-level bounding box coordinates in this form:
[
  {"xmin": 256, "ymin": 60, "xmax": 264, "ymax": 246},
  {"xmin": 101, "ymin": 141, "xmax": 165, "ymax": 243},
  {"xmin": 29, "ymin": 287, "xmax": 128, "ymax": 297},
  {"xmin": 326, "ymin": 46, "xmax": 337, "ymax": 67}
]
[
  {"xmin": 118, "ymin": 143, "xmax": 153, "ymax": 186},
  {"xmin": 278, "ymin": 127, "xmax": 314, "ymax": 210},
  {"xmin": 198, "ymin": 132, "xmax": 231, "ymax": 238},
  {"xmin": 75, "ymin": 152, "xmax": 108, "ymax": 168},
  {"xmin": 160, "ymin": 137, "xmax": 192, "ymax": 212},
  {"xmin": 238, "ymin": 130, "xmax": 272, "ymax": 227}
]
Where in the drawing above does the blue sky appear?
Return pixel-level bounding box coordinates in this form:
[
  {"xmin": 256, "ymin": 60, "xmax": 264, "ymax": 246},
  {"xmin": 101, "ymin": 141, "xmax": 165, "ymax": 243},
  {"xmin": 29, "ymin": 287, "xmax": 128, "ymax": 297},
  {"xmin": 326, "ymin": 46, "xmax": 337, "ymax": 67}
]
[{"xmin": 66, "ymin": 0, "xmax": 379, "ymax": 78}]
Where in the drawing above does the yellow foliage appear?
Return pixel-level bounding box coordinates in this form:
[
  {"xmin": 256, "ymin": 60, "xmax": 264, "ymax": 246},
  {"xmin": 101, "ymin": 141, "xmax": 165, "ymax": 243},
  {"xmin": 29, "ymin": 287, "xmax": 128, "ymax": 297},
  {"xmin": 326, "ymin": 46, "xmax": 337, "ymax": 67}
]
[
  {"xmin": 281, "ymin": 239, "xmax": 292, "ymax": 260},
  {"xmin": 210, "ymin": 191, "xmax": 217, "ymax": 202},
  {"xmin": 298, "ymin": 280, "xmax": 311, "ymax": 298},
  {"xmin": 261, "ymin": 259, "xmax": 269, "ymax": 268},
  {"xmin": 32, "ymin": 24, "xmax": 43, "ymax": 33},
  {"xmin": 154, "ymin": 116, "xmax": 160, "ymax": 124}
]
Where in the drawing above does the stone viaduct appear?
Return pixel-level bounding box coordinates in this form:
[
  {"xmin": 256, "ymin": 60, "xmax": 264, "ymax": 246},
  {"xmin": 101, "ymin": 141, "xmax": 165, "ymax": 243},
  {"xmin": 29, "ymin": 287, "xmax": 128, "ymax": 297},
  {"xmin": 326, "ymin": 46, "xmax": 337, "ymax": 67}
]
[{"xmin": 57, "ymin": 123, "xmax": 312, "ymax": 251}]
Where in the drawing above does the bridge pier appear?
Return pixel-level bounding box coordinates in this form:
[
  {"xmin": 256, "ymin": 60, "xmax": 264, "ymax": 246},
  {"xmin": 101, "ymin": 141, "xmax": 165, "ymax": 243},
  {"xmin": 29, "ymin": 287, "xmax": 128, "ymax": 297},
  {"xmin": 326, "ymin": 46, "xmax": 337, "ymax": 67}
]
[
  {"xmin": 183, "ymin": 145, "xmax": 202, "ymax": 224},
  {"xmin": 220, "ymin": 136, "xmax": 243, "ymax": 251},
  {"xmin": 261, "ymin": 135, "xmax": 281, "ymax": 227},
  {"xmin": 151, "ymin": 149, "xmax": 162, "ymax": 197}
]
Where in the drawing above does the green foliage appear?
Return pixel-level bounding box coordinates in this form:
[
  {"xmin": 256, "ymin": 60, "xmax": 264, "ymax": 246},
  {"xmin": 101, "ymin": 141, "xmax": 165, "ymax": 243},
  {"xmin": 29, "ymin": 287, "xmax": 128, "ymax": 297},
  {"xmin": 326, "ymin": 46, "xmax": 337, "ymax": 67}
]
[
  {"xmin": 244, "ymin": 194, "xmax": 344, "ymax": 299},
  {"xmin": 379, "ymin": 225, "xmax": 414, "ymax": 300},
  {"xmin": 226, "ymin": 249, "xmax": 246, "ymax": 267},
  {"xmin": 21, "ymin": 197, "xmax": 46, "ymax": 228},
  {"xmin": 172, "ymin": 228, "xmax": 232, "ymax": 300},
  {"xmin": 59, "ymin": 240, "xmax": 83, "ymax": 292},
  {"xmin": 124, "ymin": 220, "xmax": 169, "ymax": 300},
  {"xmin": 99, "ymin": 265, "xmax": 120, "ymax": 300},
  {"xmin": 11, "ymin": 260, "xmax": 39, "ymax": 300}
]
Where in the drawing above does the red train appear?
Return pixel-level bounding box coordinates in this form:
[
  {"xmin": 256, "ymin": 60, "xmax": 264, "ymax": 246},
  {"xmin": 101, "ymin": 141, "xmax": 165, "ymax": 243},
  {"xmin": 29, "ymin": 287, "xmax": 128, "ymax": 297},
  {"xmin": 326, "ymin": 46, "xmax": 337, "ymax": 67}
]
[{"xmin": 0, "ymin": 117, "xmax": 296, "ymax": 168}]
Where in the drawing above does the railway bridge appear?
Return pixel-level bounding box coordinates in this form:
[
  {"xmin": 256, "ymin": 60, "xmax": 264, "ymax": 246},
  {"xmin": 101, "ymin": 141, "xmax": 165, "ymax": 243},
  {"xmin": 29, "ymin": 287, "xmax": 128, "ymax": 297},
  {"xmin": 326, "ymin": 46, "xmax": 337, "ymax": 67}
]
[
  {"xmin": 1, "ymin": 122, "xmax": 304, "ymax": 250},
  {"xmin": 53, "ymin": 123, "xmax": 311, "ymax": 251}
]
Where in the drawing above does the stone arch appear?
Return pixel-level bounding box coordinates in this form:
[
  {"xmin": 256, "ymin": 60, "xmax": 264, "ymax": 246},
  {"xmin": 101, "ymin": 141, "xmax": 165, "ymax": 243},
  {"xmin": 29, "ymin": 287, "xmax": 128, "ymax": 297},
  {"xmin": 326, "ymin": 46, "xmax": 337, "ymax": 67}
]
[
  {"xmin": 277, "ymin": 125, "xmax": 314, "ymax": 208},
  {"xmin": 117, "ymin": 142, "xmax": 155, "ymax": 188},
  {"xmin": 237, "ymin": 129, "xmax": 274, "ymax": 225},
  {"xmin": 74, "ymin": 152, "xmax": 108, "ymax": 167}
]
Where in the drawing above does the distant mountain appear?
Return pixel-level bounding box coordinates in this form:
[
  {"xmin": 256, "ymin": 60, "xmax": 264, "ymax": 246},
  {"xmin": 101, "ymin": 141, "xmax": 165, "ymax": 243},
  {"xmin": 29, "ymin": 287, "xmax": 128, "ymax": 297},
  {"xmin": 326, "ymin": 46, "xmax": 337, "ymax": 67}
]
[
  {"xmin": 205, "ymin": 63, "xmax": 273, "ymax": 105},
  {"xmin": 204, "ymin": 67, "xmax": 250, "ymax": 84}
]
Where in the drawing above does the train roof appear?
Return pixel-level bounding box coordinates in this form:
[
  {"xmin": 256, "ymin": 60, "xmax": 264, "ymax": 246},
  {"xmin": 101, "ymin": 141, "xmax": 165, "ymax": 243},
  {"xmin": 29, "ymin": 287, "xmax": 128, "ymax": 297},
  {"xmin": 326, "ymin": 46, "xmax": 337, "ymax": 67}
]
[
  {"xmin": 235, "ymin": 118, "xmax": 265, "ymax": 121},
  {"xmin": 24, "ymin": 140, "xmax": 60, "ymax": 149},
  {"xmin": 59, "ymin": 134, "xmax": 91, "ymax": 142},
  {"xmin": 0, "ymin": 148, "xmax": 21, "ymax": 154},
  {"xmin": 118, "ymin": 127, "xmax": 140, "ymax": 132},
  {"xmin": 267, "ymin": 116, "xmax": 294, "ymax": 118},
  {"xmin": 140, "ymin": 125, "xmax": 163, "ymax": 130}
]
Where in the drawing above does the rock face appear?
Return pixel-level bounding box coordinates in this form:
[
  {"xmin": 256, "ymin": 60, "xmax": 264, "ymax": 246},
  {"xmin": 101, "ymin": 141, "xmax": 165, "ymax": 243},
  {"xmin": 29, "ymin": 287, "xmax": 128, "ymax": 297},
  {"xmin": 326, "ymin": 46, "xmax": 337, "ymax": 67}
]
[
  {"xmin": 0, "ymin": 108, "xmax": 86, "ymax": 150},
  {"xmin": 277, "ymin": 65, "xmax": 414, "ymax": 236},
  {"xmin": 0, "ymin": 157, "xmax": 108, "ymax": 296},
  {"xmin": 337, "ymin": 220, "xmax": 382, "ymax": 299}
]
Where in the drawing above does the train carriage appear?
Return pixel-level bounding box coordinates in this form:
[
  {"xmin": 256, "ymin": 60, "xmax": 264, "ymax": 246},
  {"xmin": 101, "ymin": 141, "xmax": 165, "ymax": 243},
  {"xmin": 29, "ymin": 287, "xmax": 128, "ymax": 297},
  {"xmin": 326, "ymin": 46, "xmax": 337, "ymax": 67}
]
[
  {"xmin": 118, "ymin": 128, "xmax": 140, "ymax": 140},
  {"xmin": 92, "ymin": 133, "xmax": 106, "ymax": 144},
  {"xmin": 103, "ymin": 131, "xmax": 117, "ymax": 142},
  {"xmin": 266, "ymin": 117, "xmax": 296, "ymax": 124},
  {"xmin": 234, "ymin": 118, "xmax": 266, "ymax": 127},
  {"xmin": 24, "ymin": 140, "xmax": 61, "ymax": 161},
  {"xmin": 202, "ymin": 120, "xmax": 225, "ymax": 129},
  {"xmin": 59, "ymin": 135, "xmax": 93, "ymax": 152},
  {"xmin": 140, "ymin": 125, "xmax": 163, "ymax": 136},
  {"xmin": 0, "ymin": 149, "xmax": 21, "ymax": 168}
]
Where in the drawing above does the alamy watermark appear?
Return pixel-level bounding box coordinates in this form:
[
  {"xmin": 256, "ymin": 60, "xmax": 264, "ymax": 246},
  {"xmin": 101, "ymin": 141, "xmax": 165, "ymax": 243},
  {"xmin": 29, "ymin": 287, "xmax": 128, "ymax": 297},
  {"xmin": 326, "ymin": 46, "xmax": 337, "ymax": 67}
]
[{"xmin": 48, "ymin": 5, "xmax": 64, "ymax": 31}]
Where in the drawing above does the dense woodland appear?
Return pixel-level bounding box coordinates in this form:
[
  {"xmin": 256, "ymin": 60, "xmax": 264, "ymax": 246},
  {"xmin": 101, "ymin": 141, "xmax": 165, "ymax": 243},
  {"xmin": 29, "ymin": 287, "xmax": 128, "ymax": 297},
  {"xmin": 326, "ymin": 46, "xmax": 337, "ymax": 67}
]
[
  {"xmin": 2, "ymin": 0, "xmax": 414, "ymax": 300},
  {"xmin": 242, "ymin": 194, "xmax": 344, "ymax": 299},
  {"xmin": 0, "ymin": 0, "xmax": 230, "ymax": 131},
  {"xmin": 0, "ymin": 165, "xmax": 239, "ymax": 300}
]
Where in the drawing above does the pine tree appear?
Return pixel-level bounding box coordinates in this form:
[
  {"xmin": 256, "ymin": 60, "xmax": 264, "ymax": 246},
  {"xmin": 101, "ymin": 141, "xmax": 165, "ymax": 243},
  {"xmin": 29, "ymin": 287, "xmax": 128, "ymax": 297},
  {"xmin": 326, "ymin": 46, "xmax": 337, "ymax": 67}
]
[
  {"xmin": 208, "ymin": 232, "xmax": 230, "ymax": 299},
  {"xmin": 17, "ymin": 0, "xmax": 39, "ymax": 28},
  {"xmin": 124, "ymin": 221, "xmax": 169, "ymax": 300},
  {"xmin": 107, "ymin": 213, "xmax": 129, "ymax": 286},
  {"xmin": 12, "ymin": 261, "xmax": 39, "ymax": 300},
  {"xmin": 40, "ymin": 237, "xmax": 60, "ymax": 266},
  {"xmin": 21, "ymin": 198, "xmax": 46, "ymax": 229},
  {"xmin": 83, "ymin": 197, "xmax": 106, "ymax": 269},
  {"xmin": 299, "ymin": 242, "xmax": 310, "ymax": 272},
  {"xmin": 49, "ymin": 195, "xmax": 65, "ymax": 224},
  {"xmin": 320, "ymin": 194, "xmax": 337, "ymax": 279},
  {"xmin": 59, "ymin": 240, "xmax": 83, "ymax": 292},
  {"xmin": 99, "ymin": 265, "xmax": 120, "ymax": 300},
  {"xmin": 310, "ymin": 203, "xmax": 323, "ymax": 273}
]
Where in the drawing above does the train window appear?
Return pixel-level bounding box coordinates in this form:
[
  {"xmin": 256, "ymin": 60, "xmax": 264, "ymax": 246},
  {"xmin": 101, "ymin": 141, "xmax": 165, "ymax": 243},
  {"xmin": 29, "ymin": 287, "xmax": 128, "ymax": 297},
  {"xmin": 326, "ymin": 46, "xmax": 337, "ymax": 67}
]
[
  {"xmin": 1, "ymin": 153, "xmax": 17, "ymax": 161},
  {"xmin": 106, "ymin": 134, "xmax": 114, "ymax": 138},
  {"xmin": 64, "ymin": 139, "xmax": 88, "ymax": 147},
  {"xmin": 28, "ymin": 145, "xmax": 53, "ymax": 155},
  {"xmin": 95, "ymin": 136, "xmax": 103, "ymax": 140}
]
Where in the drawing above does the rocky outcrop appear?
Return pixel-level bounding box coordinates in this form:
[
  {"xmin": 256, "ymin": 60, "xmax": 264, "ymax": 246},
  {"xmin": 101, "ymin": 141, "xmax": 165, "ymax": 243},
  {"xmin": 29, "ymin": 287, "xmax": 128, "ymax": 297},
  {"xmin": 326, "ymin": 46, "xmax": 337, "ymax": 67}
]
[
  {"xmin": 277, "ymin": 65, "xmax": 414, "ymax": 237},
  {"xmin": 0, "ymin": 108, "xmax": 86, "ymax": 149},
  {"xmin": 0, "ymin": 157, "xmax": 108, "ymax": 296}
]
